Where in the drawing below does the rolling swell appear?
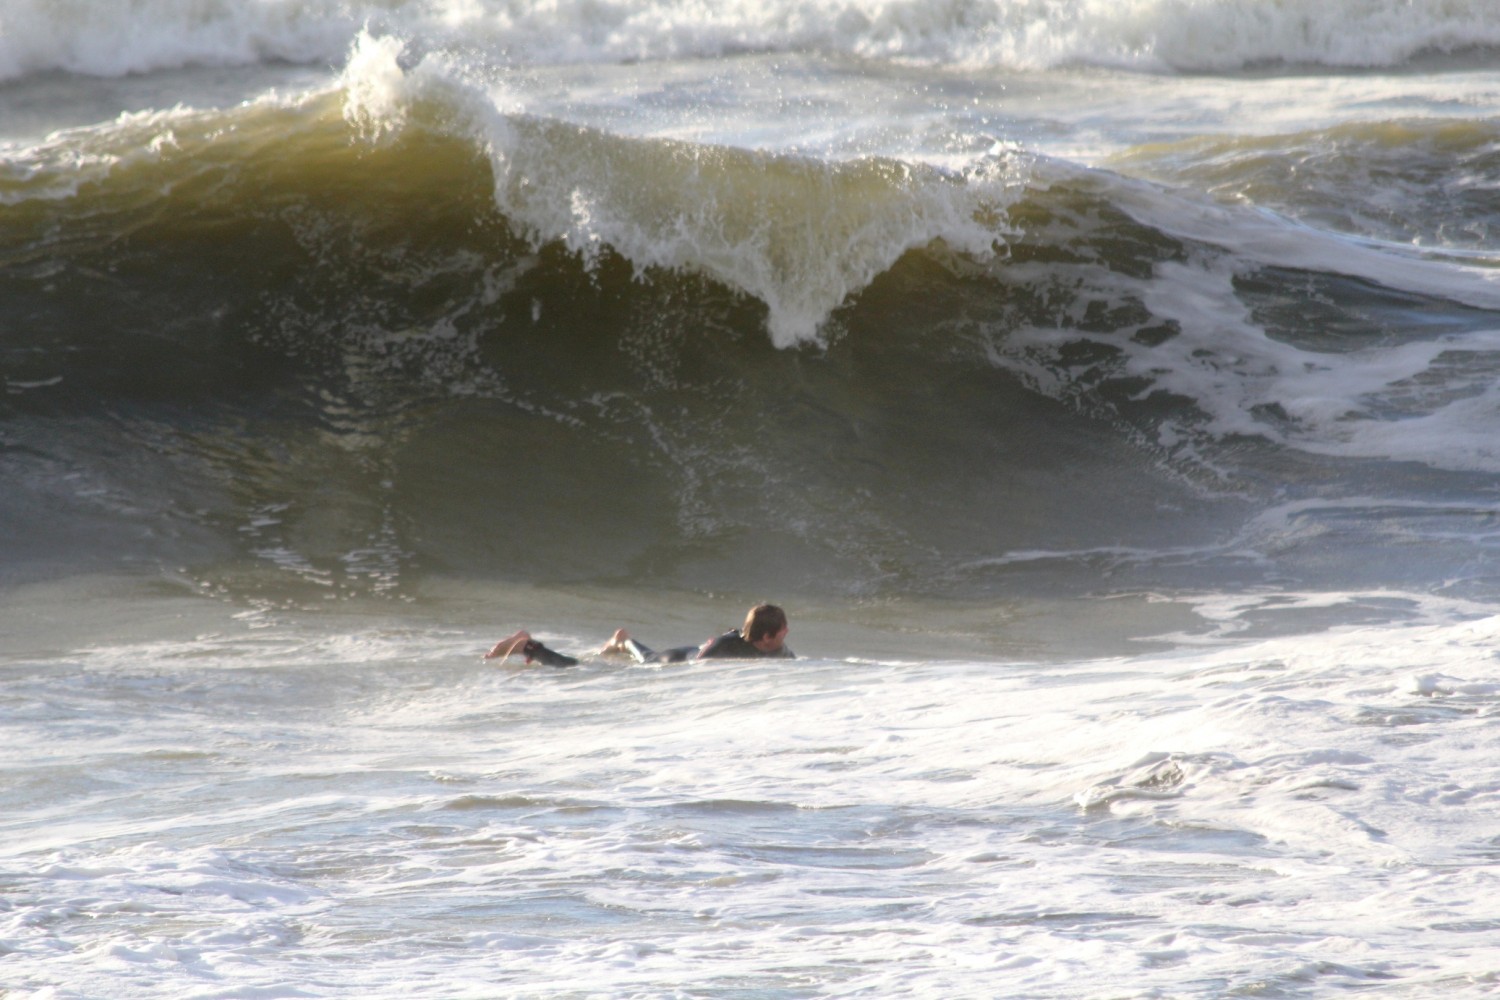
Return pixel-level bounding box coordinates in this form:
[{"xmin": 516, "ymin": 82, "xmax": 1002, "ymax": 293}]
[
  {"xmin": 0, "ymin": 91, "xmax": 1172, "ymax": 601},
  {"xmin": 3, "ymin": 84, "xmax": 1495, "ymax": 604}
]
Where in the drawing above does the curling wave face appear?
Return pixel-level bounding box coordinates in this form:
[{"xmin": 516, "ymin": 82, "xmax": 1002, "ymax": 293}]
[{"xmin": 5, "ymin": 19, "xmax": 1500, "ymax": 608}]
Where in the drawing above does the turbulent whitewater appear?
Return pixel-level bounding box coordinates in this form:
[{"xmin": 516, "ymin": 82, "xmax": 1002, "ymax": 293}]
[{"xmin": 4, "ymin": 1, "xmax": 1500, "ymax": 997}]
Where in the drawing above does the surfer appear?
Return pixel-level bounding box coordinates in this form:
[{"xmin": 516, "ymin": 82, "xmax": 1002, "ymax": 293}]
[{"xmin": 485, "ymin": 603, "xmax": 793, "ymax": 667}]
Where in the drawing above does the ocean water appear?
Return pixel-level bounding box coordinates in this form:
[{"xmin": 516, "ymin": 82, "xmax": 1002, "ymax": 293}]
[{"xmin": 5, "ymin": 1, "xmax": 1500, "ymax": 996}]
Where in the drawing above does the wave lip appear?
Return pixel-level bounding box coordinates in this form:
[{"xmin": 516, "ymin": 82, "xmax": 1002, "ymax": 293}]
[
  {"xmin": 341, "ymin": 31, "xmax": 1024, "ymax": 346},
  {"xmin": 482, "ymin": 121, "xmax": 1021, "ymax": 346}
]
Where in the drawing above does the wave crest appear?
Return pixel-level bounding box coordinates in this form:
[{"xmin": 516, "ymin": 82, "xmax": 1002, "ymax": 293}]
[{"xmin": 343, "ymin": 30, "xmax": 1023, "ymax": 345}]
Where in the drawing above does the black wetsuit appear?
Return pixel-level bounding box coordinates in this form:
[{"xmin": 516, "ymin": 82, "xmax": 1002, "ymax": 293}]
[
  {"xmin": 517, "ymin": 629, "xmax": 792, "ymax": 668},
  {"xmin": 623, "ymin": 629, "xmax": 794, "ymax": 664},
  {"xmin": 517, "ymin": 639, "xmax": 579, "ymax": 668}
]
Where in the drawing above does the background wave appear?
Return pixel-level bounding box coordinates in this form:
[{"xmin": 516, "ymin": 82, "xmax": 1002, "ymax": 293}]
[
  {"xmin": 0, "ymin": 88, "xmax": 1144, "ymax": 599},
  {"xmin": 1112, "ymin": 118, "xmax": 1500, "ymax": 250},
  {"xmin": 3, "ymin": 0, "xmax": 1498, "ymax": 85}
]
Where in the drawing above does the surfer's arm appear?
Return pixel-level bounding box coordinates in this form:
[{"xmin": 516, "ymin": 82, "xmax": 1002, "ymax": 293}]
[
  {"xmin": 484, "ymin": 630, "xmax": 580, "ymax": 667},
  {"xmin": 485, "ymin": 630, "xmax": 533, "ymax": 661}
]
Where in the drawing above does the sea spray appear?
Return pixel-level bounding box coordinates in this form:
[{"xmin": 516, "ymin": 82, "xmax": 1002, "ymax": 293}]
[{"xmin": 340, "ymin": 29, "xmax": 1024, "ymax": 346}]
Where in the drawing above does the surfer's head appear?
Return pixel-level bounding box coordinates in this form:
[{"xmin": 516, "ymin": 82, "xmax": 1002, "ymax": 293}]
[{"xmin": 744, "ymin": 604, "xmax": 788, "ymax": 650}]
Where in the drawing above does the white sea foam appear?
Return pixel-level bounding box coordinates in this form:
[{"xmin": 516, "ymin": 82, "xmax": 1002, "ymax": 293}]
[
  {"xmin": 4, "ymin": 599, "xmax": 1499, "ymax": 996},
  {"xmin": 1130, "ymin": 257, "xmax": 1500, "ymax": 470},
  {"xmin": 979, "ymin": 167, "xmax": 1500, "ymax": 475}
]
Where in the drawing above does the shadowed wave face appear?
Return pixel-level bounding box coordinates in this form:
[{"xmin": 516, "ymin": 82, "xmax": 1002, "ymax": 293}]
[{"xmin": 5, "ymin": 76, "xmax": 1500, "ymax": 607}]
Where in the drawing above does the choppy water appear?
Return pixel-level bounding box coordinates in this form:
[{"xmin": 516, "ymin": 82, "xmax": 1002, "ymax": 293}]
[{"xmin": 5, "ymin": 1, "xmax": 1500, "ymax": 996}]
